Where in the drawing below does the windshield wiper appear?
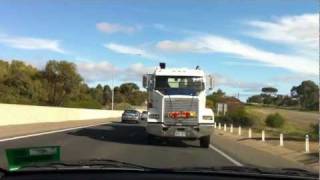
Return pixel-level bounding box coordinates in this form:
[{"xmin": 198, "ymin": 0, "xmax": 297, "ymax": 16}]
[
  {"xmin": 18, "ymin": 159, "xmax": 154, "ymax": 171},
  {"xmin": 171, "ymin": 166, "xmax": 317, "ymax": 178}
]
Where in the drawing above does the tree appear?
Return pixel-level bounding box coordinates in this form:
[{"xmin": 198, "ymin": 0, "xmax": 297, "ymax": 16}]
[
  {"xmin": 0, "ymin": 60, "xmax": 9, "ymax": 82},
  {"xmin": 44, "ymin": 60, "xmax": 83, "ymax": 106},
  {"xmin": 261, "ymin": 87, "xmax": 278, "ymax": 96},
  {"xmin": 273, "ymin": 95, "xmax": 285, "ymax": 106},
  {"xmin": 129, "ymin": 91, "xmax": 147, "ymax": 105},
  {"xmin": 120, "ymin": 83, "xmax": 140, "ymax": 103},
  {"xmin": 113, "ymin": 87, "xmax": 124, "ymax": 103},
  {"xmin": 3, "ymin": 60, "xmax": 45, "ymax": 104},
  {"xmin": 247, "ymin": 95, "xmax": 263, "ymax": 104},
  {"xmin": 0, "ymin": 59, "xmax": 148, "ymax": 109},
  {"xmin": 280, "ymin": 95, "xmax": 299, "ymax": 107},
  {"xmin": 120, "ymin": 83, "xmax": 139, "ymax": 94},
  {"xmin": 103, "ymin": 85, "xmax": 112, "ymax": 105},
  {"xmin": 90, "ymin": 84, "xmax": 103, "ymax": 104},
  {"xmin": 207, "ymin": 89, "xmax": 225, "ymax": 104},
  {"xmin": 291, "ymin": 80, "xmax": 319, "ymax": 110}
]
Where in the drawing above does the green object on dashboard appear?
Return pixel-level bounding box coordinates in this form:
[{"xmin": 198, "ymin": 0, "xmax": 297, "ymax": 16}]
[{"xmin": 6, "ymin": 146, "xmax": 60, "ymax": 171}]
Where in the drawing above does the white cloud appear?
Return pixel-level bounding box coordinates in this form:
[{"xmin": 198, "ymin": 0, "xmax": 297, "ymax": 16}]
[
  {"xmin": 246, "ymin": 13, "xmax": 319, "ymax": 52},
  {"xmin": 96, "ymin": 22, "xmax": 136, "ymax": 33},
  {"xmin": 76, "ymin": 61, "xmax": 154, "ymax": 83},
  {"xmin": 76, "ymin": 60, "xmax": 265, "ymax": 92},
  {"xmin": 214, "ymin": 73, "xmax": 267, "ymax": 92},
  {"xmin": 156, "ymin": 35, "xmax": 318, "ymax": 75},
  {"xmin": 122, "ymin": 63, "xmax": 155, "ymax": 81},
  {"xmin": 271, "ymin": 74, "xmax": 317, "ymax": 83},
  {"xmin": 0, "ymin": 35, "xmax": 65, "ymax": 53},
  {"xmin": 104, "ymin": 43, "xmax": 157, "ymax": 59},
  {"xmin": 156, "ymin": 40, "xmax": 199, "ymax": 53},
  {"xmin": 76, "ymin": 61, "xmax": 118, "ymax": 82}
]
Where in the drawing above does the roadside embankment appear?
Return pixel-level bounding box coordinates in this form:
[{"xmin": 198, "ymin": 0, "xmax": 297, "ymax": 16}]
[
  {"xmin": 0, "ymin": 103, "xmax": 123, "ymax": 126},
  {"xmin": 0, "ymin": 103, "xmax": 123, "ymax": 139},
  {"xmin": 212, "ymin": 128, "xmax": 319, "ymax": 173}
]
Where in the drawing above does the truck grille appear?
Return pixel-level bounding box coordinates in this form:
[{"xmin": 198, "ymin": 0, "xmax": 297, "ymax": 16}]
[{"xmin": 164, "ymin": 98, "xmax": 198, "ymax": 125}]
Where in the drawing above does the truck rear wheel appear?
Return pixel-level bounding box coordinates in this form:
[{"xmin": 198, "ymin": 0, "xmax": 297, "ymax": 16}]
[{"xmin": 200, "ymin": 136, "xmax": 210, "ymax": 148}]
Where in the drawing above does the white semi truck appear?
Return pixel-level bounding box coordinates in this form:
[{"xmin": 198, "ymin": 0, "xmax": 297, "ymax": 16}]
[{"xmin": 142, "ymin": 63, "xmax": 215, "ymax": 148}]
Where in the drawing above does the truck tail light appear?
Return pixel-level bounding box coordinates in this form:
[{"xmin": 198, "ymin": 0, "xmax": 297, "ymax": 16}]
[
  {"xmin": 185, "ymin": 111, "xmax": 190, "ymax": 118},
  {"xmin": 168, "ymin": 111, "xmax": 196, "ymax": 119}
]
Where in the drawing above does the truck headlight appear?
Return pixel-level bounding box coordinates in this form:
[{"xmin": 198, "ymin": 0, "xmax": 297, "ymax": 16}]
[{"xmin": 149, "ymin": 114, "xmax": 160, "ymax": 119}]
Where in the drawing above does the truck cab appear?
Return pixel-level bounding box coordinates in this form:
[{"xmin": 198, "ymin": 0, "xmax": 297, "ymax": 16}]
[{"xmin": 143, "ymin": 63, "xmax": 215, "ymax": 148}]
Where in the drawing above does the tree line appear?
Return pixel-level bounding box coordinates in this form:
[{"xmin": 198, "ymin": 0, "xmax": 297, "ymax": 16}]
[
  {"xmin": 0, "ymin": 60, "xmax": 147, "ymax": 109},
  {"xmin": 247, "ymin": 80, "xmax": 319, "ymax": 111}
]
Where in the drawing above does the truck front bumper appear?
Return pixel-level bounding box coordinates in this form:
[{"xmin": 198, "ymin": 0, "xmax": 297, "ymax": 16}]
[{"xmin": 146, "ymin": 123, "xmax": 214, "ymax": 139}]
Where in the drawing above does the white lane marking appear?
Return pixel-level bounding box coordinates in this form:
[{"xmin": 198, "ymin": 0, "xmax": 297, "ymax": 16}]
[
  {"xmin": 0, "ymin": 122, "xmax": 109, "ymax": 142},
  {"xmin": 209, "ymin": 144, "xmax": 243, "ymax": 167}
]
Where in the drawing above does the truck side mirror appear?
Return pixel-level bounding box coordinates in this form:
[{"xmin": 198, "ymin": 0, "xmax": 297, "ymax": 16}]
[
  {"xmin": 207, "ymin": 75, "xmax": 214, "ymax": 90},
  {"xmin": 201, "ymin": 82, "xmax": 205, "ymax": 91},
  {"xmin": 143, "ymin": 75, "xmax": 148, "ymax": 88},
  {"xmin": 143, "ymin": 74, "xmax": 152, "ymax": 89}
]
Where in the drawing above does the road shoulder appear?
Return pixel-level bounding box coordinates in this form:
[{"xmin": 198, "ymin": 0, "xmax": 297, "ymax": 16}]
[
  {"xmin": 211, "ymin": 130, "xmax": 318, "ymax": 173},
  {"xmin": 0, "ymin": 118, "xmax": 118, "ymax": 140}
]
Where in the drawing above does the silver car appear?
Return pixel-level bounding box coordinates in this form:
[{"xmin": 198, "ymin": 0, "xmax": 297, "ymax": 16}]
[
  {"xmin": 121, "ymin": 110, "xmax": 140, "ymax": 123},
  {"xmin": 140, "ymin": 111, "xmax": 148, "ymax": 121}
]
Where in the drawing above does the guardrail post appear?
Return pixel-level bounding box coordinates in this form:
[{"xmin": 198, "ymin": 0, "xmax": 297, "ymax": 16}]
[
  {"xmin": 305, "ymin": 135, "xmax": 310, "ymax": 153},
  {"xmin": 261, "ymin": 130, "xmax": 265, "ymax": 142},
  {"xmin": 248, "ymin": 128, "xmax": 252, "ymax": 138},
  {"xmin": 230, "ymin": 124, "xmax": 233, "ymax": 133},
  {"xmin": 214, "ymin": 123, "xmax": 217, "ymax": 129},
  {"xmin": 218, "ymin": 123, "xmax": 221, "ymax": 129},
  {"xmin": 224, "ymin": 123, "xmax": 227, "ymax": 131},
  {"xmin": 280, "ymin": 133, "xmax": 283, "ymax": 146},
  {"xmin": 238, "ymin": 126, "xmax": 241, "ymax": 136}
]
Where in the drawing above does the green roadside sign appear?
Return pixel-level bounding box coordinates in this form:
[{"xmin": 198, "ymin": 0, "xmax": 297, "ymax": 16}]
[{"xmin": 6, "ymin": 146, "xmax": 60, "ymax": 171}]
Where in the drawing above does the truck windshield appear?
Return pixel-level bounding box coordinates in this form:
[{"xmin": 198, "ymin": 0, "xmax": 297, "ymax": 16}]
[{"xmin": 155, "ymin": 76, "xmax": 203, "ymax": 95}]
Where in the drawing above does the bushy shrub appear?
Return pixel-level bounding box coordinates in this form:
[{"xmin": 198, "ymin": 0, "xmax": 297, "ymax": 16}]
[
  {"xmin": 265, "ymin": 113, "xmax": 285, "ymax": 128},
  {"xmin": 215, "ymin": 106, "xmax": 254, "ymax": 127},
  {"xmin": 215, "ymin": 115, "xmax": 232, "ymax": 124},
  {"xmin": 206, "ymin": 99, "xmax": 214, "ymax": 109},
  {"xmin": 227, "ymin": 107, "xmax": 254, "ymax": 127},
  {"xmin": 309, "ymin": 123, "xmax": 319, "ymax": 139},
  {"xmin": 114, "ymin": 102, "xmax": 133, "ymax": 110}
]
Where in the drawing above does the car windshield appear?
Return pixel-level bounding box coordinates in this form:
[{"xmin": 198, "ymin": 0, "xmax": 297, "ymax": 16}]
[
  {"xmin": 124, "ymin": 110, "xmax": 138, "ymax": 114},
  {"xmin": 0, "ymin": 0, "xmax": 318, "ymax": 179}
]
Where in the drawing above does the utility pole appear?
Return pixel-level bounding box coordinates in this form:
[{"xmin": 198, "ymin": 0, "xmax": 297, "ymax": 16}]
[{"xmin": 111, "ymin": 72, "xmax": 114, "ymax": 111}]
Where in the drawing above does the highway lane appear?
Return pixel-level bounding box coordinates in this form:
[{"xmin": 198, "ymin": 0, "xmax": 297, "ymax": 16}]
[{"xmin": 0, "ymin": 120, "xmax": 235, "ymax": 169}]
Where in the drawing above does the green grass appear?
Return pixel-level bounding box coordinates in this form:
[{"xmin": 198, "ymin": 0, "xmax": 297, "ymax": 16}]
[{"xmin": 245, "ymin": 105, "xmax": 318, "ymax": 141}]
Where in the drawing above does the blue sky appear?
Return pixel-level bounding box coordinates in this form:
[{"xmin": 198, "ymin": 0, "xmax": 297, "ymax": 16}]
[{"xmin": 0, "ymin": 0, "xmax": 318, "ymax": 100}]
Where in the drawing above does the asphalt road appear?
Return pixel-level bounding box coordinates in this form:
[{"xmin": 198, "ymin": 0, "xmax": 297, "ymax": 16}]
[{"xmin": 0, "ymin": 120, "xmax": 235, "ymax": 169}]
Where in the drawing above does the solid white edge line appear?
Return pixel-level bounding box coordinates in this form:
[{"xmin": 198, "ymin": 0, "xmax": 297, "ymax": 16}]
[
  {"xmin": 0, "ymin": 122, "xmax": 109, "ymax": 142},
  {"xmin": 209, "ymin": 144, "xmax": 243, "ymax": 167}
]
